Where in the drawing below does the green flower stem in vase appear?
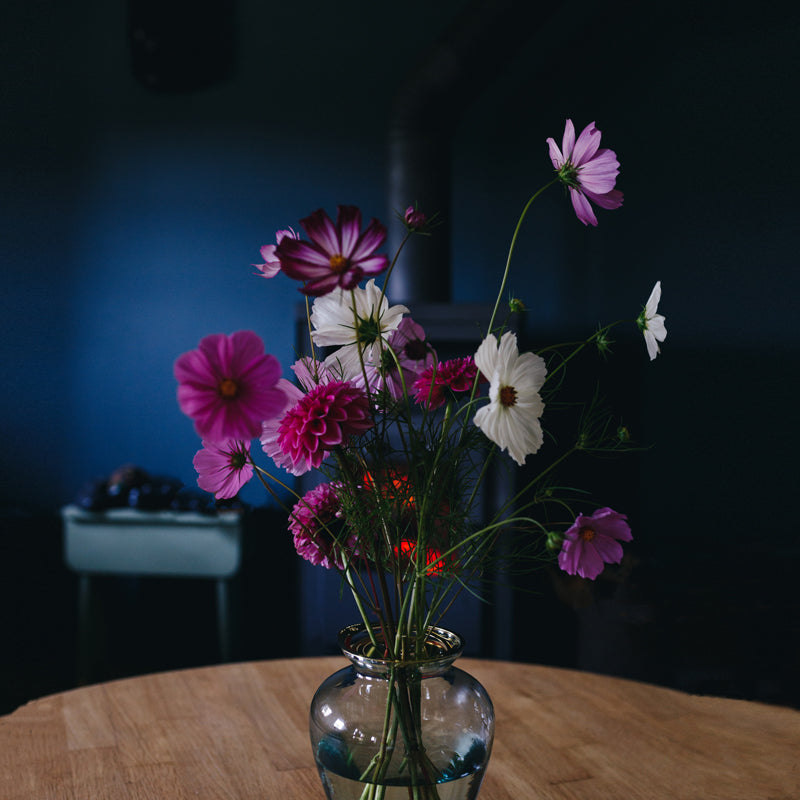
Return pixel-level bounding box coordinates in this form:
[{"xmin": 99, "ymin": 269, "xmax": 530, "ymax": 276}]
[{"xmin": 310, "ymin": 625, "xmax": 494, "ymax": 800}]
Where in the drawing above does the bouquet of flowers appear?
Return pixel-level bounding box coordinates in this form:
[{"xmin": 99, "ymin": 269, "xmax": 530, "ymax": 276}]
[{"xmin": 174, "ymin": 118, "xmax": 666, "ymax": 798}]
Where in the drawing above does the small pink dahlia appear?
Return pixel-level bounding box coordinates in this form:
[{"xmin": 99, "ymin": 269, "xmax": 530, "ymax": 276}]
[
  {"xmin": 193, "ymin": 439, "xmax": 253, "ymax": 499},
  {"xmin": 558, "ymin": 507, "xmax": 633, "ymax": 580},
  {"xmin": 289, "ymin": 482, "xmax": 358, "ymax": 570},
  {"xmin": 277, "ymin": 380, "xmax": 373, "ymax": 472},
  {"xmin": 413, "ymin": 356, "xmax": 481, "ymax": 409},
  {"xmin": 274, "ymin": 205, "xmax": 389, "ymax": 296},
  {"xmin": 174, "ymin": 331, "xmax": 286, "ymax": 442},
  {"xmin": 253, "ymin": 227, "xmax": 299, "ymax": 278},
  {"xmin": 546, "ymin": 119, "xmax": 623, "ymax": 227}
]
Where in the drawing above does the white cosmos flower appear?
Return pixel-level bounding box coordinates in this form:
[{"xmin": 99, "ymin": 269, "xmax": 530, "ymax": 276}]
[
  {"xmin": 473, "ymin": 332, "xmax": 547, "ymax": 466},
  {"xmin": 310, "ymin": 279, "xmax": 408, "ymax": 381},
  {"xmin": 638, "ymin": 281, "xmax": 667, "ymax": 361}
]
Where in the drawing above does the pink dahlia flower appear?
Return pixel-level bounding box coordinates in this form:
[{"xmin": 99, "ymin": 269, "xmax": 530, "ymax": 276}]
[
  {"xmin": 277, "ymin": 380, "xmax": 373, "ymax": 473},
  {"xmin": 413, "ymin": 356, "xmax": 481, "ymax": 409},
  {"xmin": 260, "ymin": 378, "xmax": 307, "ymax": 476},
  {"xmin": 274, "ymin": 205, "xmax": 389, "ymax": 296},
  {"xmin": 193, "ymin": 439, "xmax": 253, "ymax": 499},
  {"xmin": 558, "ymin": 507, "xmax": 633, "ymax": 580},
  {"xmin": 289, "ymin": 482, "xmax": 358, "ymax": 570},
  {"xmin": 253, "ymin": 227, "xmax": 299, "ymax": 278},
  {"xmin": 174, "ymin": 331, "xmax": 286, "ymax": 442},
  {"xmin": 547, "ymin": 119, "xmax": 623, "ymax": 227}
]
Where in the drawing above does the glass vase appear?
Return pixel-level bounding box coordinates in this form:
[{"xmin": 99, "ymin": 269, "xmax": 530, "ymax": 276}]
[{"xmin": 309, "ymin": 623, "xmax": 494, "ymax": 800}]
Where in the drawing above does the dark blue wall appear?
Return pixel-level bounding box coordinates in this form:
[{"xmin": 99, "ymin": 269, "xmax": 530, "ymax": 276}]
[
  {"xmin": 3, "ymin": 0, "xmax": 799, "ymax": 705},
  {"xmin": 6, "ymin": 2, "xmax": 797, "ymax": 520}
]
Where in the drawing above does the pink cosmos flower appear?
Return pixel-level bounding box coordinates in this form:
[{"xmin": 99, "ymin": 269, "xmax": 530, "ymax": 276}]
[
  {"xmin": 253, "ymin": 227, "xmax": 299, "ymax": 278},
  {"xmin": 290, "ymin": 355, "xmax": 335, "ymax": 391},
  {"xmin": 289, "ymin": 482, "xmax": 358, "ymax": 570},
  {"xmin": 277, "ymin": 380, "xmax": 373, "ymax": 473},
  {"xmin": 546, "ymin": 119, "xmax": 623, "ymax": 227},
  {"xmin": 274, "ymin": 205, "xmax": 389, "ymax": 296},
  {"xmin": 558, "ymin": 507, "xmax": 633, "ymax": 580},
  {"xmin": 193, "ymin": 439, "xmax": 253, "ymax": 499},
  {"xmin": 413, "ymin": 356, "xmax": 481, "ymax": 409},
  {"xmin": 174, "ymin": 331, "xmax": 286, "ymax": 442}
]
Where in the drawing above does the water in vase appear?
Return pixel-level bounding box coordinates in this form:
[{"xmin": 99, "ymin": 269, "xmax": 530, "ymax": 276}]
[{"xmin": 315, "ymin": 733, "xmax": 489, "ymax": 800}]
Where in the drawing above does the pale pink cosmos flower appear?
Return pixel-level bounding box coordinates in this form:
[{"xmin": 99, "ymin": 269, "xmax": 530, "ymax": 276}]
[
  {"xmin": 274, "ymin": 205, "xmax": 389, "ymax": 296},
  {"xmin": 558, "ymin": 507, "xmax": 633, "ymax": 580},
  {"xmin": 547, "ymin": 119, "xmax": 623, "ymax": 226},
  {"xmin": 290, "ymin": 356, "xmax": 335, "ymax": 391},
  {"xmin": 193, "ymin": 439, "xmax": 253, "ymax": 499},
  {"xmin": 289, "ymin": 482, "xmax": 358, "ymax": 570},
  {"xmin": 253, "ymin": 227, "xmax": 299, "ymax": 278},
  {"xmin": 174, "ymin": 331, "xmax": 285, "ymax": 442},
  {"xmin": 277, "ymin": 380, "xmax": 373, "ymax": 473},
  {"xmin": 357, "ymin": 318, "xmax": 436, "ymax": 400}
]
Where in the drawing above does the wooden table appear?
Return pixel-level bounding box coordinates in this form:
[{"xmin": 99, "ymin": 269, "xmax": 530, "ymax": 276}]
[{"xmin": 1, "ymin": 658, "xmax": 798, "ymax": 799}]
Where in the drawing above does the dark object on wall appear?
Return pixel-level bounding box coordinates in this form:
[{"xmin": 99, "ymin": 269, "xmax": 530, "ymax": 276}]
[
  {"xmin": 387, "ymin": 0, "xmax": 553, "ymax": 303},
  {"xmin": 128, "ymin": 0, "xmax": 236, "ymax": 92}
]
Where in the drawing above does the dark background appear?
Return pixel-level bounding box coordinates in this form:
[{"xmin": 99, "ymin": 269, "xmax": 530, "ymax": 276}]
[{"xmin": 2, "ymin": 0, "xmax": 799, "ymax": 714}]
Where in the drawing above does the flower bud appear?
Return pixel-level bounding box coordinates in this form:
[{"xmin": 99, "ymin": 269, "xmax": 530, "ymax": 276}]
[
  {"xmin": 404, "ymin": 205, "xmax": 427, "ymax": 230},
  {"xmin": 545, "ymin": 530, "xmax": 565, "ymax": 553}
]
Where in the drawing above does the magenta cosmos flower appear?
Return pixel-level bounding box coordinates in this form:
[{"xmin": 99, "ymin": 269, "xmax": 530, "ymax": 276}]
[
  {"xmin": 193, "ymin": 439, "xmax": 253, "ymax": 499},
  {"xmin": 277, "ymin": 380, "xmax": 373, "ymax": 473},
  {"xmin": 413, "ymin": 356, "xmax": 481, "ymax": 409},
  {"xmin": 274, "ymin": 205, "xmax": 389, "ymax": 296},
  {"xmin": 253, "ymin": 227, "xmax": 299, "ymax": 278},
  {"xmin": 289, "ymin": 482, "xmax": 358, "ymax": 570},
  {"xmin": 547, "ymin": 119, "xmax": 623, "ymax": 226},
  {"xmin": 558, "ymin": 507, "xmax": 633, "ymax": 580},
  {"xmin": 174, "ymin": 331, "xmax": 285, "ymax": 442}
]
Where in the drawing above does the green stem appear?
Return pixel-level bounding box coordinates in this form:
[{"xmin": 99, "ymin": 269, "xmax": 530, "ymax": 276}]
[{"xmin": 485, "ymin": 178, "xmax": 558, "ymax": 339}]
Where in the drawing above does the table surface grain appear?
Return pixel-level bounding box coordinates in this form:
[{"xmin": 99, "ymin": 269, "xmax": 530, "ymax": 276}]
[{"xmin": 1, "ymin": 657, "xmax": 798, "ymax": 799}]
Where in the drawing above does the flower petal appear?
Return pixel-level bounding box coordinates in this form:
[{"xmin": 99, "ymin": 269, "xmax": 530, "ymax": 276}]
[
  {"xmin": 571, "ymin": 121, "xmax": 601, "ymax": 166},
  {"xmin": 561, "ymin": 118, "xmax": 576, "ymax": 159},
  {"xmin": 302, "ymin": 208, "xmax": 340, "ymax": 254},
  {"xmin": 569, "ymin": 188, "xmax": 598, "ymax": 226},
  {"xmin": 336, "ymin": 205, "xmax": 364, "ymax": 257}
]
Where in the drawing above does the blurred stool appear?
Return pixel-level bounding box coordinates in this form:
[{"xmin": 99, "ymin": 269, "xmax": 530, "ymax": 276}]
[{"xmin": 61, "ymin": 505, "xmax": 242, "ymax": 684}]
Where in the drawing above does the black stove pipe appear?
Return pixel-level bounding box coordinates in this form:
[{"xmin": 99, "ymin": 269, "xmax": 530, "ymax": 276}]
[{"xmin": 387, "ymin": 0, "xmax": 543, "ymax": 304}]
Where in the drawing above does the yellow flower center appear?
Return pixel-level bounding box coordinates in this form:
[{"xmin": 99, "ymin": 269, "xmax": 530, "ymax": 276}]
[
  {"xmin": 580, "ymin": 528, "xmax": 596, "ymax": 543},
  {"xmin": 219, "ymin": 378, "xmax": 239, "ymax": 399},
  {"xmin": 329, "ymin": 254, "xmax": 349, "ymax": 274},
  {"xmin": 499, "ymin": 385, "xmax": 517, "ymax": 407}
]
